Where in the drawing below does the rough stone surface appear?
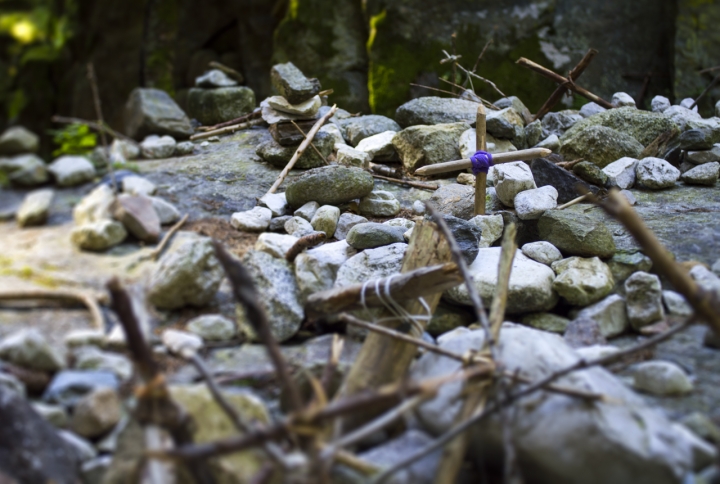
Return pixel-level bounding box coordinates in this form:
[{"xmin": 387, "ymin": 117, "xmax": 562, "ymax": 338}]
[
  {"xmin": 0, "ymin": 328, "xmax": 64, "ymax": 372},
  {"xmin": 551, "ymin": 257, "xmax": 615, "ymax": 306},
  {"xmin": 538, "ymin": 210, "xmax": 616, "ymax": 258},
  {"xmin": 633, "ymin": 361, "xmax": 694, "ymax": 396},
  {"xmin": 147, "ymin": 233, "xmax": 224, "ymax": 309},
  {"xmin": 530, "ymin": 157, "xmax": 595, "ymax": 204},
  {"xmin": 442, "ymin": 215, "xmax": 483, "ymax": 265},
  {"xmin": 266, "ymin": 95, "xmax": 320, "ymax": 117},
  {"xmin": 580, "ymin": 102, "xmax": 607, "ymax": 118},
  {"xmin": 70, "ymin": 220, "xmax": 127, "ymax": 252},
  {"xmin": 187, "ymin": 315, "xmax": 237, "ymax": 342},
  {"xmin": 612, "ymin": 92, "xmax": 636, "ymax": 107},
  {"xmin": 257, "ymin": 192, "xmax": 288, "ymax": 218},
  {"xmin": 294, "ymin": 201, "xmax": 320, "ymax": 221},
  {"xmin": 0, "ymin": 126, "xmax": 39, "ymax": 155},
  {"xmin": 559, "ymin": 125, "xmax": 643, "ymax": 168},
  {"xmin": 651, "ymin": 96, "xmax": 671, "ymax": 113},
  {"xmin": 295, "ymin": 240, "xmax": 356, "ymax": 303},
  {"xmin": 514, "ymin": 185, "xmax": 558, "ymax": 220},
  {"xmin": 521, "ymin": 312, "xmax": 570, "ymax": 334},
  {"xmin": 428, "ymin": 183, "xmax": 475, "ymax": 220},
  {"xmin": 334, "ymin": 243, "xmax": 407, "ymax": 291},
  {"xmin": 355, "ymin": 131, "xmax": 397, "ymax": 161},
  {"xmin": 521, "ymin": 241, "xmax": 562, "ymax": 266},
  {"xmin": 563, "ymin": 106, "xmax": 677, "ymax": 147},
  {"xmin": 310, "ymin": 205, "xmax": 341, "ymax": 237},
  {"xmin": 255, "ymin": 232, "xmax": 298, "ymax": 259},
  {"xmin": 285, "ymin": 165, "xmax": 374, "ymax": 208},
  {"xmin": 486, "ymin": 107, "xmax": 525, "ymax": 140},
  {"xmin": 574, "ymin": 294, "xmax": 629, "ymax": 338},
  {"xmin": 564, "ymin": 317, "xmax": 606, "ymax": 348},
  {"xmin": 606, "ymin": 250, "xmax": 653, "ymax": 283},
  {"xmin": 230, "ymin": 206, "xmax": 272, "ymax": 232},
  {"xmin": 124, "ymin": 88, "xmax": 193, "ymax": 140},
  {"xmin": 140, "ymin": 134, "xmax": 176, "ymax": 159},
  {"xmin": 494, "ymin": 161, "xmax": 537, "ymax": 207},
  {"xmin": 603, "ymin": 157, "xmax": 638, "ymax": 189},
  {"xmin": 635, "ymin": 157, "xmax": 681, "ymax": 189},
  {"xmin": 284, "ymin": 216, "xmax": 314, "ymax": 237},
  {"xmin": 346, "ymin": 222, "xmax": 406, "ymax": 250},
  {"xmin": 395, "ymin": 96, "xmax": 478, "ymax": 127},
  {"xmin": 625, "ymin": 271, "xmax": 665, "ymax": 330},
  {"xmin": 16, "ymin": 188, "xmax": 53, "ymax": 227},
  {"xmin": 392, "ymin": 122, "xmax": 469, "ymax": 172},
  {"xmin": 445, "ymin": 248, "xmax": 557, "ymax": 314},
  {"xmin": 0, "ymin": 154, "xmax": 48, "ymax": 186},
  {"xmin": 358, "ymin": 190, "xmax": 401, "ymax": 217},
  {"xmin": 336, "ymin": 144, "xmax": 371, "ymax": 168},
  {"xmin": 338, "ymin": 115, "xmax": 401, "ymax": 146},
  {"xmin": 111, "ymin": 194, "xmax": 161, "ymax": 242},
  {"xmin": 71, "ymin": 387, "xmax": 122, "ymax": 439},
  {"xmin": 468, "ymin": 214, "xmax": 504, "ymax": 248},
  {"xmin": 573, "ymin": 160, "xmax": 609, "ymax": 187},
  {"xmin": 187, "ymin": 87, "xmax": 256, "ymax": 126},
  {"xmin": 271, "ymin": 62, "xmax": 320, "ymax": 104},
  {"xmin": 237, "ymin": 250, "xmax": 304, "ymax": 343},
  {"xmin": 256, "ymin": 131, "xmax": 333, "ymax": 169},
  {"xmin": 150, "ymin": 196, "xmax": 181, "ymax": 224},
  {"xmin": 663, "ymin": 290, "xmax": 693, "ymax": 317},
  {"xmin": 542, "ymin": 110, "xmax": 583, "ymax": 138},
  {"xmin": 48, "ymin": 156, "xmax": 96, "ymax": 187},
  {"xmin": 334, "ymin": 213, "xmax": 368, "ymax": 240},
  {"xmin": 681, "ymin": 162, "xmax": 719, "ymax": 186}
]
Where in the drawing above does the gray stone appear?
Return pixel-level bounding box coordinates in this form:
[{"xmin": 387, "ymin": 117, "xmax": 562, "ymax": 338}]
[
  {"xmin": 0, "ymin": 372, "xmax": 25, "ymax": 397},
  {"xmin": 187, "ymin": 315, "xmax": 237, "ymax": 341},
  {"xmin": 384, "ymin": 218, "xmax": 415, "ymax": 230},
  {"xmin": 147, "ymin": 233, "xmax": 224, "ymax": 309},
  {"xmin": 514, "ymin": 185, "xmax": 558, "ymax": 220},
  {"xmin": 230, "ymin": 206, "xmax": 272, "ymax": 232},
  {"xmin": 32, "ymin": 402, "xmax": 67, "ymax": 428},
  {"xmin": 237, "ymin": 250, "xmax": 304, "ymax": 343},
  {"xmin": 679, "ymin": 129, "xmax": 718, "ymax": 151},
  {"xmin": 459, "ymin": 128, "xmax": 518, "ymax": 158},
  {"xmin": 651, "ymin": 95, "xmax": 671, "ymax": 113},
  {"xmin": 74, "ymin": 347, "xmax": 132, "ymax": 381},
  {"xmin": 395, "ymin": 96, "xmax": 478, "ymax": 127},
  {"xmin": 266, "ymin": 95, "xmax": 320, "ymax": 117},
  {"xmin": 538, "ymin": 210, "xmax": 616, "ymax": 258},
  {"xmin": 294, "ymin": 201, "xmax": 320, "ymax": 221},
  {"xmin": 124, "ymin": 88, "xmax": 193, "ymax": 140},
  {"xmin": 74, "ymin": 185, "xmax": 115, "ymax": 225},
  {"xmin": 612, "ymin": 92, "xmax": 636, "ymax": 107},
  {"xmin": 681, "ymin": 162, "xmax": 719, "ymax": 186},
  {"xmin": 353, "ymin": 430, "xmax": 441, "ymax": 484},
  {"xmin": 121, "ymin": 175, "xmax": 157, "ymax": 196},
  {"xmin": 174, "ymin": 140, "xmax": 194, "ymax": 156},
  {"xmin": 271, "ymin": 62, "xmax": 320, "ymax": 104},
  {"xmin": 602, "ymin": 157, "xmax": 638, "ymax": 189},
  {"xmin": 346, "ymin": 222, "xmax": 406, "ymax": 249},
  {"xmin": 71, "ymin": 220, "xmax": 127, "ymax": 251},
  {"xmin": 427, "ymin": 304, "xmax": 474, "ymax": 336},
  {"xmin": 334, "ymin": 212, "xmax": 368, "ymax": 240},
  {"xmin": 662, "ymin": 290, "xmax": 693, "ymax": 317},
  {"xmin": 140, "ymin": 134, "xmax": 176, "ymax": 159},
  {"xmin": 0, "ymin": 126, "xmax": 39, "ymax": 155},
  {"xmin": 607, "ymin": 250, "xmax": 653, "ymax": 283},
  {"xmin": 355, "ymin": 130, "xmax": 397, "ymax": 161},
  {"xmin": 295, "ymin": 240, "xmax": 356, "ymax": 303},
  {"xmin": 254, "ymin": 232, "xmax": 298, "ymax": 258},
  {"xmin": 625, "ymin": 271, "xmax": 665, "ymax": 330},
  {"xmin": 336, "ymin": 144, "xmax": 371, "ymax": 168},
  {"xmin": 162, "ymin": 329, "xmax": 203, "ymax": 357},
  {"xmin": 680, "ymin": 98, "xmax": 698, "ymax": 111},
  {"xmin": 0, "ymin": 153, "xmax": 48, "ymax": 186},
  {"xmin": 284, "ymin": 215, "xmax": 315, "ymax": 237},
  {"xmin": 338, "ymin": 115, "xmax": 401, "ymax": 146},
  {"xmin": 48, "ymin": 155, "xmax": 96, "ymax": 187},
  {"xmin": 111, "ymin": 194, "xmax": 161, "ymax": 243},
  {"xmin": 542, "ymin": 110, "xmax": 583, "ymax": 138},
  {"xmin": 320, "ymin": 123, "xmax": 344, "ymax": 146},
  {"xmin": 536, "ymin": 133, "xmax": 560, "ymax": 151},
  {"xmin": 445, "ymin": 248, "xmax": 557, "ymax": 314},
  {"xmin": 393, "ymin": 122, "xmax": 469, "ymax": 172},
  {"xmin": 580, "ymin": 102, "xmax": 607, "ymax": 117},
  {"xmin": 149, "ymin": 196, "xmax": 180, "ymax": 224},
  {"xmin": 43, "ymin": 370, "xmax": 118, "ymax": 408},
  {"xmin": 521, "ymin": 312, "xmax": 570, "ymax": 334},
  {"xmin": 257, "ymin": 192, "xmax": 288, "ymax": 217},
  {"xmin": 494, "ymin": 161, "xmax": 537, "ymax": 207},
  {"xmin": 632, "ymin": 361, "xmax": 693, "ymax": 396},
  {"xmin": 412, "ymin": 200, "xmax": 426, "ymax": 215},
  {"xmin": 71, "ymin": 387, "xmax": 122, "ymax": 439},
  {"xmin": 285, "ymin": 165, "xmax": 374, "ymax": 208},
  {"xmin": 187, "ymin": 86, "xmax": 256, "ymax": 126},
  {"xmin": 64, "ymin": 329, "xmax": 105, "ymax": 349},
  {"xmin": 663, "ymin": 106, "xmax": 702, "ymax": 131},
  {"xmin": 573, "ymin": 160, "xmax": 608, "ymax": 187},
  {"xmin": 468, "ymin": 213, "xmax": 504, "ymax": 248},
  {"xmin": 575, "ymin": 294, "xmax": 628, "ymax": 338},
  {"xmin": 486, "ymin": 107, "xmax": 525, "ymax": 140},
  {"xmin": 256, "ymin": 131, "xmax": 333, "ymax": 169},
  {"xmin": 494, "ymin": 96, "xmax": 532, "ymax": 123},
  {"xmin": 564, "ymin": 317, "xmax": 606, "ymax": 348},
  {"xmin": 310, "ymin": 205, "xmax": 340, "ymax": 237},
  {"xmin": 358, "ymin": 190, "xmax": 401, "ymax": 217},
  {"xmin": 560, "ymin": 125, "xmax": 644, "ymax": 168},
  {"xmin": 529, "ymin": 157, "xmax": 596, "ymax": 204},
  {"xmin": 552, "ymin": 257, "xmax": 614, "ymax": 306},
  {"xmin": 685, "ymin": 147, "xmax": 720, "ymax": 165},
  {"xmin": 269, "ymin": 215, "xmax": 292, "ymax": 232},
  {"xmin": 428, "ymin": 183, "xmax": 475, "ymax": 220},
  {"xmin": 524, "ymin": 119, "xmax": 543, "ymax": 148},
  {"xmin": 442, "ymin": 215, "xmax": 483, "ymax": 265},
  {"xmin": 521, "ymin": 241, "xmax": 562, "ymax": 266},
  {"xmin": 17, "ymin": 188, "xmax": 53, "ymax": 227},
  {"xmin": 635, "ymin": 157, "xmax": 680, "ymax": 189}
]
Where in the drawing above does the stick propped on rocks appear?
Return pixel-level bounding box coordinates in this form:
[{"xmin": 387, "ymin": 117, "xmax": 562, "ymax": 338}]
[{"xmin": 266, "ymin": 104, "xmax": 339, "ymax": 196}]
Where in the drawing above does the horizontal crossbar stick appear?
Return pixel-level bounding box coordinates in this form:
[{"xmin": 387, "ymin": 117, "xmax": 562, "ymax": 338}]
[{"xmin": 413, "ymin": 147, "xmax": 552, "ymax": 176}]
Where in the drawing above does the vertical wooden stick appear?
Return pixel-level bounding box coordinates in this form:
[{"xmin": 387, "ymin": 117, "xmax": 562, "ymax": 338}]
[{"xmin": 474, "ymin": 104, "xmax": 487, "ymax": 216}]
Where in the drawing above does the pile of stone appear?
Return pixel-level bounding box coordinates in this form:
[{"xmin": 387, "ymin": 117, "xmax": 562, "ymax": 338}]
[{"xmin": 186, "ymin": 68, "xmax": 255, "ymax": 126}]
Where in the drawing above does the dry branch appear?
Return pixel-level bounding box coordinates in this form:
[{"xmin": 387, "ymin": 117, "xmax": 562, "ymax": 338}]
[
  {"xmin": 150, "ymin": 214, "xmax": 188, "ymax": 261},
  {"xmin": 291, "ymin": 120, "xmax": 328, "ymax": 164},
  {"xmin": 370, "ymin": 173, "xmax": 438, "ymax": 190},
  {"xmin": 534, "ymin": 49, "xmax": 598, "ymax": 120},
  {"xmin": 0, "ymin": 288, "xmax": 106, "ymax": 329},
  {"xmin": 286, "ymin": 232, "xmax": 327, "ymax": 263},
  {"xmin": 489, "ymin": 223, "xmax": 518, "ymax": 337},
  {"xmin": 190, "ymin": 118, "xmax": 264, "ymax": 141},
  {"xmin": 197, "ymin": 110, "xmax": 262, "ymax": 132}
]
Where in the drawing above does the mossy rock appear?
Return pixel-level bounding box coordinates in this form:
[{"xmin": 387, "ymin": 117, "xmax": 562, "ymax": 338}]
[
  {"xmin": 392, "ymin": 122, "xmax": 469, "ymax": 171},
  {"xmin": 538, "ymin": 210, "xmax": 616, "ymax": 258},
  {"xmin": 562, "ymin": 107, "xmax": 678, "ymax": 147},
  {"xmin": 559, "ymin": 125, "xmax": 643, "ymax": 168},
  {"xmin": 285, "ymin": 165, "xmax": 374, "ymax": 208},
  {"xmin": 187, "ymin": 87, "xmax": 256, "ymax": 126}
]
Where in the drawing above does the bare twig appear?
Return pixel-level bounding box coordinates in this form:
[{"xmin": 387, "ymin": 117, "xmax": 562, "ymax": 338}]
[
  {"xmin": 149, "ymin": 214, "xmax": 188, "ymax": 261},
  {"xmin": 286, "ymin": 232, "xmax": 327, "ymax": 263},
  {"xmin": 371, "ymin": 174, "xmax": 438, "ymax": 191},
  {"xmin": 197, "ymin": 110, "xmax": 262, "ymax": 132},
  {"xmin": 319, "ymin": 334, "xmax": 344, "ymax": 400},
  {"xmin": 291, "ymin": 120, "xmax": 328, "ymax": 164},
  {"xmin": 442, "ymin": 50, "xmax": 506, "ymax": 98},
  {"xmin": 471, "ymin": 38, "xmax": 493, "ymax": 74},
  {"xmin": 190, "ymin": 118, "xmax": 264, "ymax": 141},
  {"xmin": 86, "ymin": 62, "xmax": 116, "ymax": 192},
  {"xmin": 690, "ymin": 74, "xmax": 720, "ymax": 109},
  {"xmin": 556, "ymin": 194, "xmax": 590, "ymax": 210},
  {"xmin": 0, "ymin": 288, "xmax": 105, "ymax": 329},
  {"xmin": 489, "ymin": 223, "xmax": 517, "ymax": 338}
]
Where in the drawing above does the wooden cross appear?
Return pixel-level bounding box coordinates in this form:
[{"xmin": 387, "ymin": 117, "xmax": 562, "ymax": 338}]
[
  {"xmin": 414, "ymin": 105, "xmax": 552, "ymax": 216},
  {"xmin": 516, "ymin": 54, "xmax": 613, "ymax": 116}
]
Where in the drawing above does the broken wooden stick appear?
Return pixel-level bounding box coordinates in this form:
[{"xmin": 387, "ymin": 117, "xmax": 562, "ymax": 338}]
[
  {"xmin": 150, "ymin": 214, "xmax": 188, "ymax": 261},
  {"xmin": 556, "ymin": 193, "xmax": 591, "ymax": 210},
  {"xmin": 0, "ymin": 288, "xmax": 106, "ymax": 329},
  {"xmin": 306, "ymin": 263, "xmax": 461, "ymax": 317},
  {"xmin": 516, "ymin": 57, "xmax": 613, "ymax": 109},
  {"xmin": 533, "ymin": 49, "xmax": 598, "ymax": 120},
  {"xmin": 690, "ymin": 74, "xmax": 720, "ymax": 109},
  {"xmin": 197, "ymin": 110, "xmax": 262, "ymax": 132},
  {"xmin": 190, "ymin": 118, "xmax": 264, "ymax": 141},
  {"xmin": 266, "ymin": 105, "xmax": 338, "ymax": 195},
  {"xmin": 489, "ymin": 223, "xmax": 517, "ymax": 338},
  {"xmin": 413, "ymin": 147, "xmax": 552, "ymax": 176},
  {"xmin": 370, "ymin": 173, "xmax": 438, "ymax": 191}
]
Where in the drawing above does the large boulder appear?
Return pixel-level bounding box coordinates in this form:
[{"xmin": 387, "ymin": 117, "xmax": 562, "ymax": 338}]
[
  {"xmin": 444, "ymin": 248, "xmax": 558, "ymax": 314},
  {"xmin": 392, "ymin": 122, "xmax": 469, "ymax": 172},
  {"xmin": 285, "ymin": 165, "xmax": 374, "ymax": 208},
  {"xmin": 412, "ymin": 324, "xmax": 715, "ymax": 484},
  {"xmin": 559, "ymin": 125, "xmax": 643, "ymax": 168},
  {"xmin": 187, "ymin": 87, "xmax": 256, "ymax": 126},
  {"xmin": 538, "ymin": 210, "xmax": 616, "ymax": 258},
  {"xmin": 563, "ymin": 107, "xmax": 678, "ymax": 146},
  {"xmin": 124, "ymin": 88, "xmax": 193, "ymax": 140},
  {"xmin": 0, "ymin": 126, "xmax": 39, "ymax": 155},
  {"xmin": 395, "ymin": 97, "xmax": 479, "ymax": 127}
]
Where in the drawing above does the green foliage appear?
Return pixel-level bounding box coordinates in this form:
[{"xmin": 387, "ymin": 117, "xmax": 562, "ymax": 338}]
[{"xmin": 48, "ymin": 123, "xmax": 97, "ymax": 157}]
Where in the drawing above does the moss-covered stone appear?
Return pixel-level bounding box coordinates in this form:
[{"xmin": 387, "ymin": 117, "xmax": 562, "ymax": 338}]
[
  {"xmin": 573, "ymin": 160, "xmax": 608, "ymax": 187},
  {"xmin": 562, "ymin": 107, "xmax": 678, "ymax": 146},
  {"xmin": 521, "ymin": 312, "xmax": 570, "ymax": 334},
  {"xmin": 560, "ymin": 125, "xmax": 643, "ymax": 168},
  {"xmin": 538, "ymin": 210, "xmax": 616, "ymax": 258},
  {"xmin": 187, "ymin": 87, "xmax": 256, "ymax": 126},
  {"xmin": 392, "ymin": 122, "xmax": 469, "ymax": 172},
  {"xmin": 285, "ymin": 165, "xmax": 374, "ymax": 207}
]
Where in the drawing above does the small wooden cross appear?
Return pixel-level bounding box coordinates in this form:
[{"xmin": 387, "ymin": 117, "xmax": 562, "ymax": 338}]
[{"xmin": 414, "ymin": 106, "xmax": 551, "ymax": 216}]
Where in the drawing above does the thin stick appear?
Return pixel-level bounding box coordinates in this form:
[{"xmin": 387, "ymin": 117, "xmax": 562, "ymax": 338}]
[
  {"xmin": 86, "ymin": 63, "xmax": 117, "ymax": 193},
  {"xmin": 51, "ymin": 115, "xmax": 135, "ymax": 143},
  {"xmin": 699, "ymin": 65, "xmax": 720, "ymax": 74},
  {"xmin": 471, "ymin": 38, "xmax": 493, "ymax": 74},
  {"xmin": 266, "ymin": 105, "xmax": 338, "ymax": 195},
  {"xmin": 371, "ymin": 174, "xmax": 438, "ymax": 191},
  {"xmin": 286, "ymin": 232, "xmax": 327, "ymax": 263},
  {"xmin": 414, "ymin": 147, "xmax": 552, "ymax": 176},
  {"xmin": 556, "ymin": 194, "xmax": 590, "ymax": 210},
  {"xmin": 0, "ymin": 289, "xmax": 105, "ymax": 330},
  {"xmin": 442, "ymin": 51, "xmax": 506, "ymax": 98},
  {"xmin": 150, "ymin": 214, "xmax": 188, "ymax": 261},
  {"xmin": 197, "ymin": 110, "xmax": 262, "ymax": 132},
  {"xmin": 690, "ymin": 74, "xmax": 720, "ymax": 109},
  {"xmin": 533, "ymin": 49, "xmax": 598, "ymax": 120},
  {"xmin": 290, "ymin": 120, "xmax": 328, "ymax": 164},
  {"xmin": 489, "ymin": 223, "xmax": 517, "ymax": 338},
  {"xmin": 474, "ymin": 104, "xmax": 487, "ymax": 216},
  {"xmin": 190, "ymin": 118, "xmax": 264, "ymax": 141}
]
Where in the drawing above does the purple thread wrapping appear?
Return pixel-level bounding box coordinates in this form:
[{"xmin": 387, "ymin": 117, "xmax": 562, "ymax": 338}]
[{"xmin": 470, "ymin": 150, "xmax": 493, "ymax": 175}]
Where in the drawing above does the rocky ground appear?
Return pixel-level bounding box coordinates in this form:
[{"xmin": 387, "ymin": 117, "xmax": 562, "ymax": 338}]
[{"xmin": 1, "ymin": 63, "xmax": 720, "ymax": 483}]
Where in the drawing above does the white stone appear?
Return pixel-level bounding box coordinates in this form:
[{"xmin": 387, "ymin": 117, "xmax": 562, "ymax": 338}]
[
  {"xmin": 662, "ymin": 290, "xmax": 693, "ymax": 316},
  {"xmin": 74, "ymin": 346, "xmax": 133, "ymax": 381},
  {"xmin": 266, "ymin": 95, "xmax": 321, "ymax": 116},
  {"xmin": 48, "ymin": 156, "xmax": 96, "ymax": 187},
  {"xmin": 681, "ymin": 162, "xmax": 719, "ymax": 186},
  {"xmin": 334, "ymin": 243, "xmax": 407, "ymax": 290},
  {"xmin": 16, "ymin": 188, "xmax": 53, "ymax": 227},
  {"xmin": 334, "ymin": 213, "xmax": 368, "ymax": 240},
  {"xmin": 445, "ymin": 248, "xmax": 557, "ymax": 314},
  {"xmin": 336, "ymin": 144, "xmax": 371, "ymax": 168},
  {"xmin": 121, "ymin": 175, "xmax": 157, "ymax": 196},
  {"xmin": 679, "ymin": 97, "xmax": 698, "ymax": 112},
  {"xmin": 635, "ymin": 157, "xmax": 680, "ymax": 189},
  {"xmin": 575, "ymin": 294, "xmax": 628, "ymax": 337},
  {"xmin": 311, "ymin": 205, "xmax": 341, "ymax": 237},
  {"xmin": 612, "ymin": 92, "xmax": 636, "ymax": 107},
  {"xmin": 521, "ymin": 241, "xmax": 562, "ymax": 266},
  {"xmin": 579, "ymin": 102, "xmax": 607, "ymax": 118},
  {"xmin": 140, "ymin": 135, "xmax": 176, "ymax": 159},
  {"xmin": 716, "ymin": 100, "xmax": 720, "ymax": 118},
  {"xmin": 493, "ymin": 161, "xmax": 536, "ymax": 207},
  {"xmin": 625, "ymin": 271, "xmax": 665, "ymax": 330},
  {"xmin": 231, "ymin": 206, "xmax": 272, "ymax": 232},
  {"xmin": 513, "ymin": 185, "xmax": 558, "ymax": 220},
  {"xmin": 412, "ymin": 324, "xmax": 714, "ymax": 484},
  {"xmin": 319, "ymin": 123, "xmax": 345, "ymax": 146},
  {"xmin": 355, "ymin": 131, "xmax": 397, "ymax": 160},
  {"xmin": 603, "ymin": 157, "xmax": 638, "ymax": 189},
  {"xmin": 551, "ymin": 257, "xmax": 614, "ymax": 306},
  {"xmin": 254, "ymin": 232, "xmax": 298, "ymax": 258},
  {"xmin": 162, "ymin": 329, "xmax": 203, "ymax": 357},
  {"xmin": 70, "ymin": 220, "xmax": 127, "ymax": 251},
  {"xmin": 535, "ymin": 134, "xmax": 559, "ymax": 151},
  {"xmin": 295, "ymin": 240, "xmax": 357, "ymax": 303},
  {"xmin": 294, "ymin": 201, "xmax": 320, "ymax": 221},
  {"xmin": 458, "ymin": 128, "xmax": 517, "ymax": 159},
  {"xmin": 195, "ymin": 69, "xmax": 238, "ymax": 88},
  {"xmin": 73, "ymin": 184, "xmax": 115, "ymax": 224},
  {"xmin": 186, "ymin": 314, "xmax": 237, "ymax": 341},
  {"xmin": 284, "ymin": 215, "xmax": 314, "ymax": 237},
  {"xmin": 663, "ymin": 105, "xmax": 702, "ymax": 131},
  {"xmin": 383, "ymin": 218, "xmax": 415, "ymax": 230},
  {"xmin": 0, "ymin": 328, "xmax": 65, "ymax": 372},
  {"xmin": 651, "ymin": 96, "xmax": 671, "ymax": 113},
  {"xmin": 149, "ymin": 196, "xmax": 180, "ymax": 224},
  {"xmin": 257, "ymin": 192, "xmax": 288, "ymax": 217},
  {"xmin": 412, "ymin": 200, "xmax": 426, "ymax": 215},
  {"xmin": 358, "ymin": 190, "xmax": 401, "ymax": 217},
  {"xmin": 632, "ymin": 361, "xmax": 693, "ymax": 395},
  {"xmin": 468, "ymin": 214, "xmax": 504, "ymax": 248},
  {"xmin": 689, "ymin": 265, "xmax": 720, "ymax": 296},
  {"xmin": 110, "ymin": 139, "xmax": 140, "ymax": 162},
  {"xmin": 575, "ymin": 344, "xmax": 621, "ymax": 360}
]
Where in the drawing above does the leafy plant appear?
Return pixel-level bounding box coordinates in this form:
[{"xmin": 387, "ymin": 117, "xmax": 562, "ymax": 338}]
[{"xmin": 48, "ymin": 123, "xmax": 97, "ymax": 157}]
